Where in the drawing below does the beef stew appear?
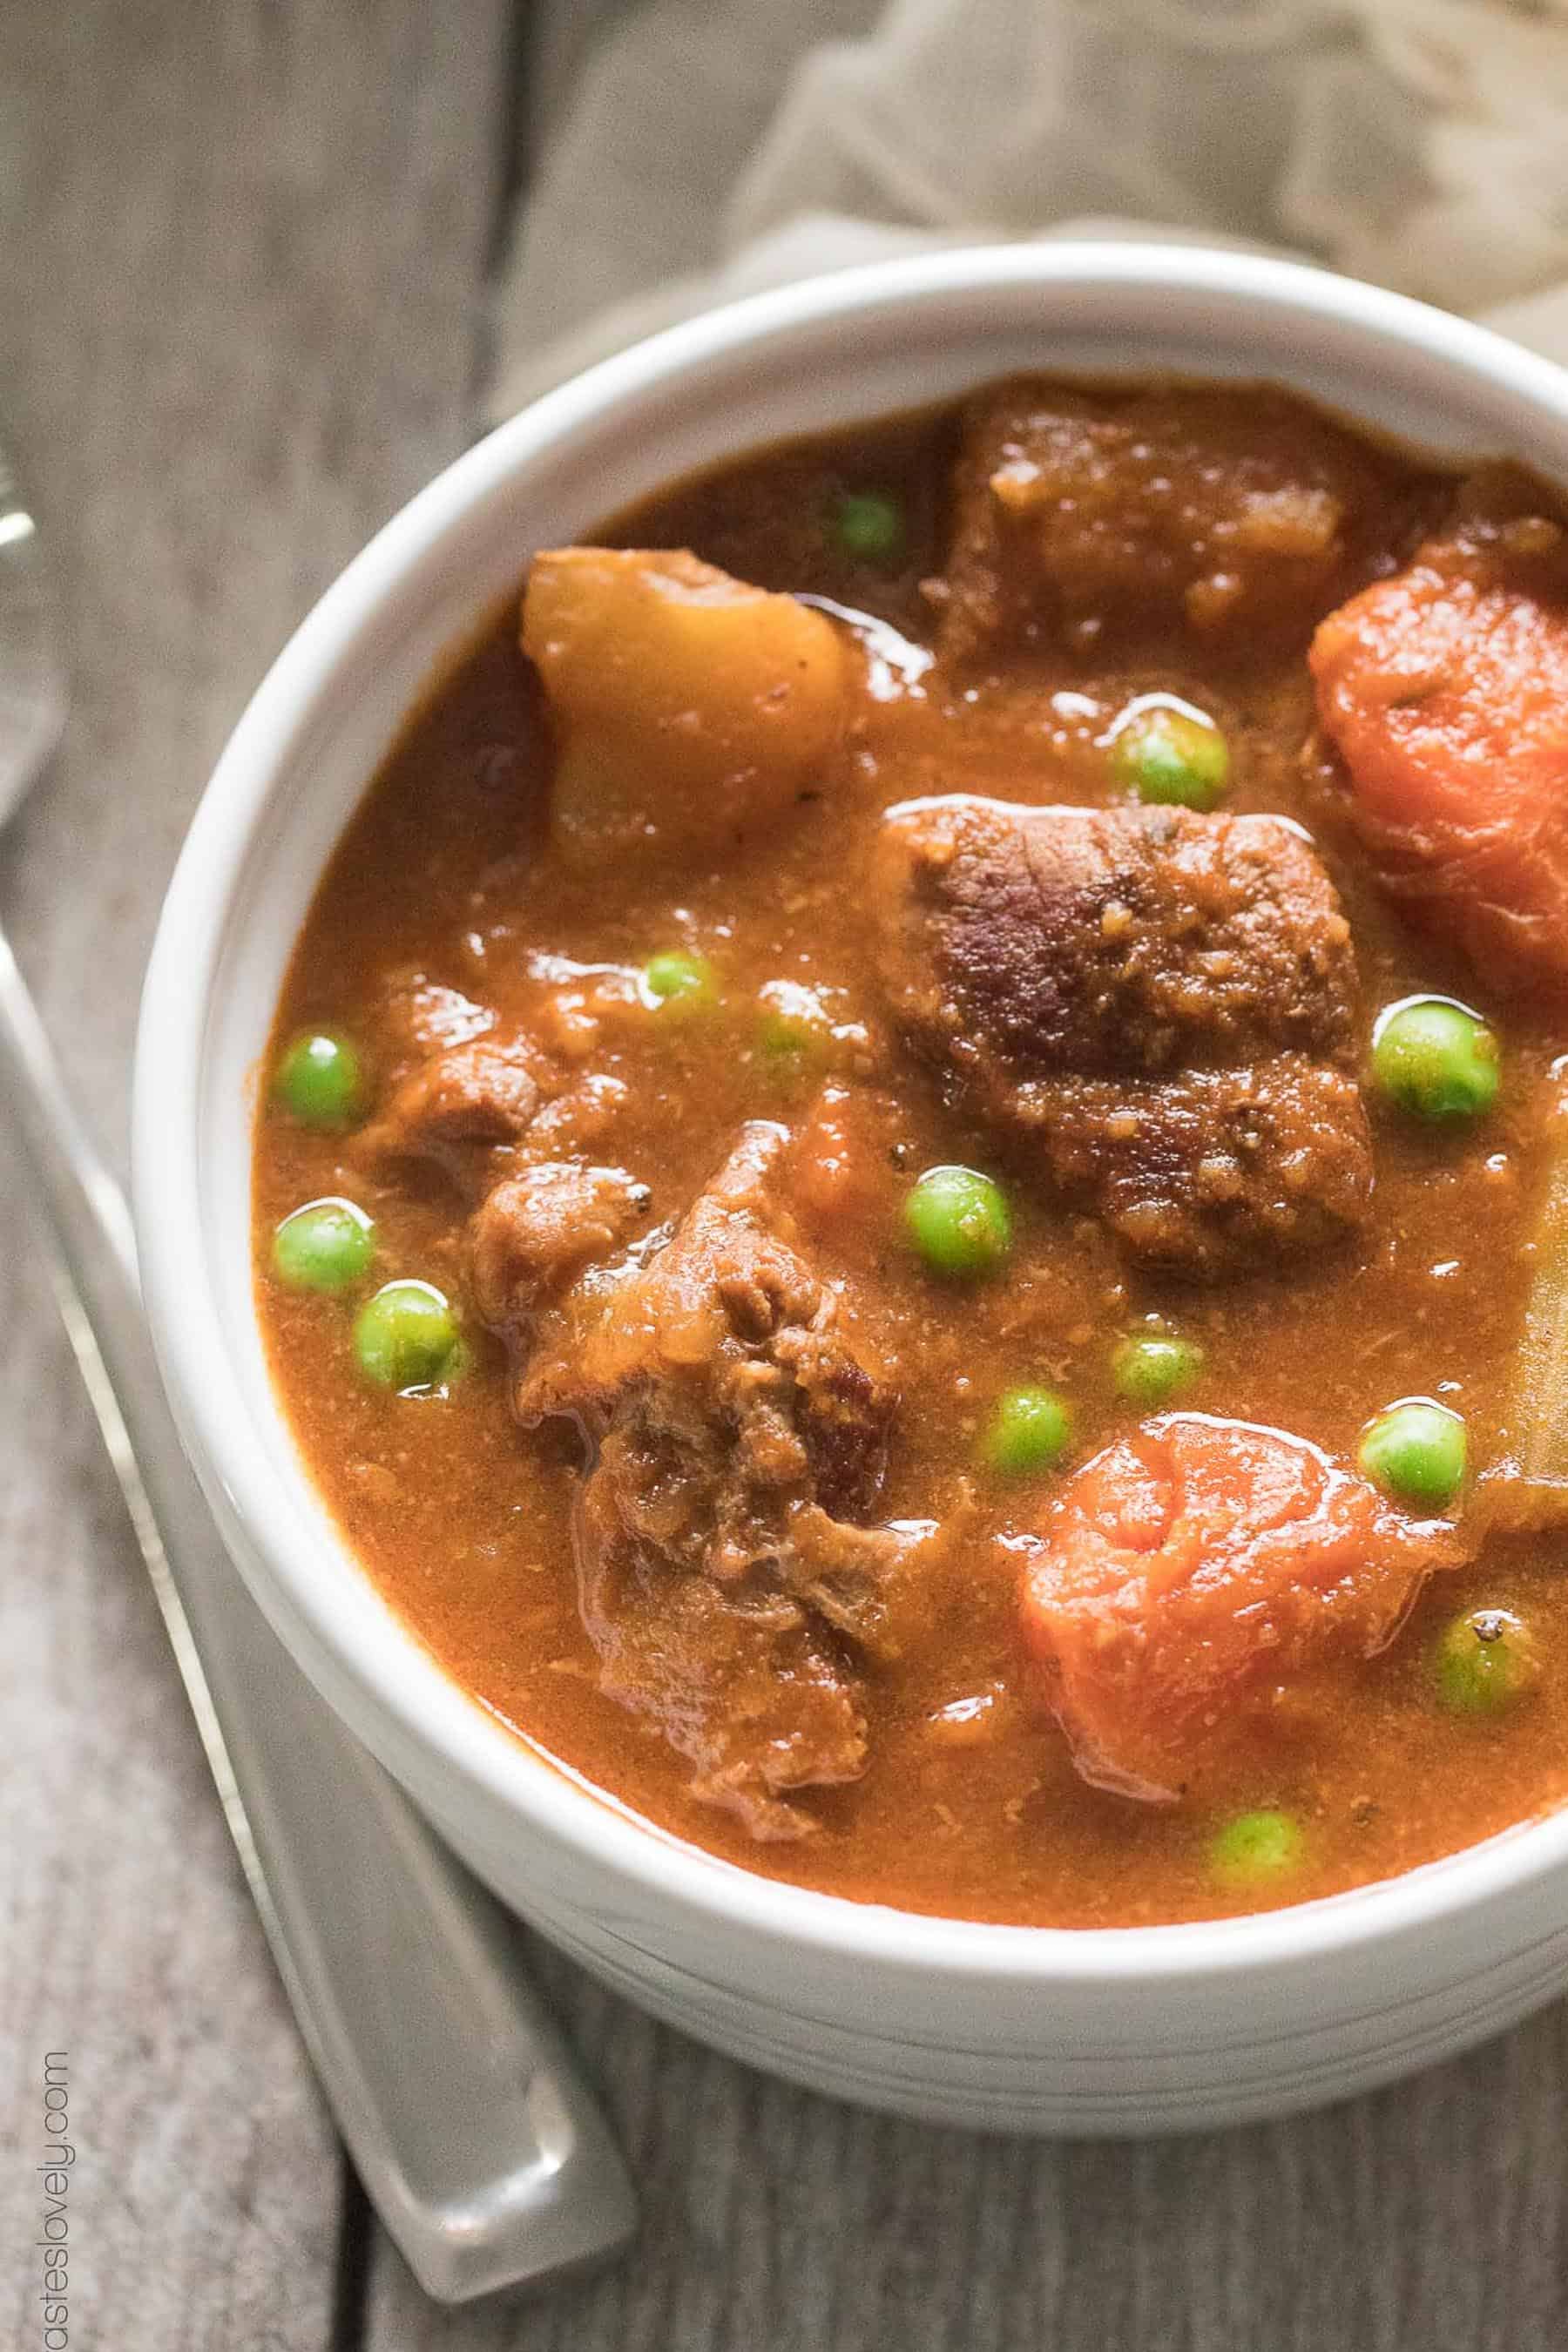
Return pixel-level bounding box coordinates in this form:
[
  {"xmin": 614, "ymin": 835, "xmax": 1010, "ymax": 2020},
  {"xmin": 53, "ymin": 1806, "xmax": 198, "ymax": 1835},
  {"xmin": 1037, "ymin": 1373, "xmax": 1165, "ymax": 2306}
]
[{"xmin": 253, "ymin": 376, "xmax": 1568, "ymax": 1926}]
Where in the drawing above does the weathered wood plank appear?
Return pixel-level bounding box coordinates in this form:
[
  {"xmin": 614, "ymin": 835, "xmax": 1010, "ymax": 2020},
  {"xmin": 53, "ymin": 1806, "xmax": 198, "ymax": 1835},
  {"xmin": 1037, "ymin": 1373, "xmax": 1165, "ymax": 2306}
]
[
  {"xmin": 0, "ymin": 3, "xmax": 509, "ymax": 2346},
  {"xmin": 369, "ymin": 1946, "xmax": 1568, "ymax": 2350},
  {"xmin": 525, "ymin": 0, "xmax": 639, "ymax": 151}
]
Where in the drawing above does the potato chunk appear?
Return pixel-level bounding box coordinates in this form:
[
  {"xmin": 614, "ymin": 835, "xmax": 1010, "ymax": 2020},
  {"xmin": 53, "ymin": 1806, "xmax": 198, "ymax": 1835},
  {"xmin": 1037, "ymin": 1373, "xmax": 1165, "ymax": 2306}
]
[{"xmin": 522, "ymin": 548, "xmax": 848, "ymax": 860}]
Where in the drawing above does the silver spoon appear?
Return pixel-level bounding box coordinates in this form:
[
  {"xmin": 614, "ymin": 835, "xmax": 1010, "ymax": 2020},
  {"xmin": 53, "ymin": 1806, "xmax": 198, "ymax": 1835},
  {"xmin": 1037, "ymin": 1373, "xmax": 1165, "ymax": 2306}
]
[{"xmin": 0, "ymin": 438, "xmax": 637, "ymax": 2301}]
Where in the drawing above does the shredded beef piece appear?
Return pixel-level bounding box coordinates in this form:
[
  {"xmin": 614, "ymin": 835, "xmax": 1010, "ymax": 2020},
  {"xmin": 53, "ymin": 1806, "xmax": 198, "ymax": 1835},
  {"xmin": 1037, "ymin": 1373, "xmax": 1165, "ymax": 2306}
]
[
  {"xmin": 520, "ymin": 1122, "xmax": 912, "ymax": 1838},
  {"xmin": 875, "ymin": 797, "xmax": 1372, "ymax": 1275}
]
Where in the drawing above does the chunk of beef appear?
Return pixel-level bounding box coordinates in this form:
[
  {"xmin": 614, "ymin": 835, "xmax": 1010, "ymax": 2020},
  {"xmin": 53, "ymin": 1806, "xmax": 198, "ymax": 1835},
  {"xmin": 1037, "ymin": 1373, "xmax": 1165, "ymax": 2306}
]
[
  {"xmin": 468, "ymin": 1162, "xmax": 652, "ymax": 1344},
  {"xmin": 878, "ymin": 797, "xmax": 1357, "ymax": 1072},
  {"xmin": 377, "ymin": 968, "xmax": 497, "ymax": 1059},
  {"xmin": 875, "ymin": 797, "xmax": 1372, "ymax": 1274},
  {"xmin": 938, "ymin": 381, "xmax": 1396, "ymax": 664},
  {"xmin": 528, "ymin": 1071, "xmax": 631, "ymax": 1157},
  {"xmin": 1035, "ymin": 1059, "xmax": 1370, "ymax": 1268},
  {"xmin": 357, "ymin": 1033, "xmax": 555, "ymax": 1192},
  {"xmin": 522, "ymin": 1123, "xmax": 913, "ymax": 1838}
]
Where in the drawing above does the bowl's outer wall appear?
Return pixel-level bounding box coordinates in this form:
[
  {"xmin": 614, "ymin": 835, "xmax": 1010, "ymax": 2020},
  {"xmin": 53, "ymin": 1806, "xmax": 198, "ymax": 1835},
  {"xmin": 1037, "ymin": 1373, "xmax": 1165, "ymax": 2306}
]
[{"xmin": 136, "ymin": 247, "xmax": 1568, "ymax": 2131}]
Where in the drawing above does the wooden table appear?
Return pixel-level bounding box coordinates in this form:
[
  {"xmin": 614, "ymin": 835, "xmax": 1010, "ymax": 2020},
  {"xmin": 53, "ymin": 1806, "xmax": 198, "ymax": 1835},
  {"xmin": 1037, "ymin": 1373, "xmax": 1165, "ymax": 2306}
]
[{"xmin": 3, "ymin": 7, "xmax": 1565, "ymax": 2344}]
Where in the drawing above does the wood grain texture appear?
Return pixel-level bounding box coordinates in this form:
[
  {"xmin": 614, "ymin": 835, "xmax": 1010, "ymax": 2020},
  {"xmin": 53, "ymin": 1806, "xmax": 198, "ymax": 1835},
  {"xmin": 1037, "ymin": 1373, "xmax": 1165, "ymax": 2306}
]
[
  {"xmin": 525, "ymin": 0, "xmax": 639, "ymax": 151},
  {"xmin": 0, "ymin": 3, "xmax": 508, "ymax": 2346},
  {"xmin": 367, "ymin": 1944, "xmax": 1568, "ymax": 2351}
]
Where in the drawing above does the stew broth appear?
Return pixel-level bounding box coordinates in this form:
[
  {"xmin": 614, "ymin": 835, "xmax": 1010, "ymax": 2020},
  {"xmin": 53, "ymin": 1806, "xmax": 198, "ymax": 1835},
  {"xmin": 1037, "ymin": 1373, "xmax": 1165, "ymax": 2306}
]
[{"xmin": 253, "ymin": 380, "xmax": 1568, "ymax": 1926}]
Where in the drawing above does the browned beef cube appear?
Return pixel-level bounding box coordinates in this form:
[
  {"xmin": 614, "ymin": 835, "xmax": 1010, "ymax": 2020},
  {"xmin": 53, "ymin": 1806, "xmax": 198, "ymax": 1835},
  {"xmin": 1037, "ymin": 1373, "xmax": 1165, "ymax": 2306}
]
[
  {"xmin": 517, "ymin": 1124, "xmax": 915, "ymax": 1839},
  {"xmin": 356, "ymin": 1033, "xmax": 555, "ymax": 1193},
  {"xmin": 467, "ymin": 1162, "xmax": 652, "ymax": 1342},
  {"xmin": 939, "ymin": 380, "xmax": 1390, "ymax": 663},
  {"xmin": 875, "ymin": 797, "xmax": 1372, "ymax": 1276}
]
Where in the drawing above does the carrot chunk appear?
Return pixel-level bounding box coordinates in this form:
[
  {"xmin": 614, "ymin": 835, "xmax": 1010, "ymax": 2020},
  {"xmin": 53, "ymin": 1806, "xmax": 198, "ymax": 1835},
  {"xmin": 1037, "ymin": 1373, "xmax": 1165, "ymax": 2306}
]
[
  {"xmin": 790, "ymin": 1085, "xmax": 885, "ymax": 1225},
  {"xmin": 1310, "ymin": 549, "xmax": 1568, "ymax": 988},
  {"xmin": 1020, "ymin": 1414, "xmax": 1457, "ymax": 1801}
]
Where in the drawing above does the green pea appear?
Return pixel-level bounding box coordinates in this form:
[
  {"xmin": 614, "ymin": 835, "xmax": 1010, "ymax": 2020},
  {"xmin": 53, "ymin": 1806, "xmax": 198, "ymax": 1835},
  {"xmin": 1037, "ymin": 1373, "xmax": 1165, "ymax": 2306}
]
[
  {"xmin": 353, "ymin": 1280, "xmax": 462, "ymax": 1393},
  {"xmin": 756, "ymin": 982, "xmax": 834, "ymax": 1085},
  {"xmin": 903, "ymin": 1165, "xmax": 1012, "ymax": 1279},
  {"xmin": 832, "ymin": 489, "xmax": 906, "ymax": 564},
  {"xmin": 274, "ymin": 1028, "xmax": 366, "ymax": 1129},
  {"xmin": 271, "ymin": 1198, "xmax": 375, "ymax": 1293},
  {"xmin": 1433, "ymin": 1607, "xmax": 1540, "ymax": 1717},
  {"xmin": 1112, "ymin": 1332, "xmax": 1204, "ymax": 1409},
  {"xmin": 981, "ymin": 1386, "xmax": 1072, "ymax": 1476},
  {"xmin": 1111, "ymin": 702, "xmax": 1230, "ymax": 810},
  {"xmin": 644, "ymin": 949, "xmax": 716, "ymax": 1010},
  {"xmin": 1208, "ymin": 1808, "xmax": 1304, "ymax": 1888},
  {"xmin": 1370, "ymin": 996, "xmax": 1499, "ymax": 1122},
  {"xmin": 1358, "ymin": 1399, "xmax": 1467, "ymax": 1511},
  {"xmin": 755, "ymin": 1011, "xmax": 817, "ymax": 1076}
]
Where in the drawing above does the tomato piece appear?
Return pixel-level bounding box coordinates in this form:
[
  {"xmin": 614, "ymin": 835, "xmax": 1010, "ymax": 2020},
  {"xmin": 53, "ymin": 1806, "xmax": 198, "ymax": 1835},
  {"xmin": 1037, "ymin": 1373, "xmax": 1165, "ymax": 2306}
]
[
  {"xmin": 1020, "ymin": 1414, "xmax": 1458, "ymax": 1801},
  {"xmin": 1310, "ymin": 551, "xmax": 1568, "ymax": 988}
]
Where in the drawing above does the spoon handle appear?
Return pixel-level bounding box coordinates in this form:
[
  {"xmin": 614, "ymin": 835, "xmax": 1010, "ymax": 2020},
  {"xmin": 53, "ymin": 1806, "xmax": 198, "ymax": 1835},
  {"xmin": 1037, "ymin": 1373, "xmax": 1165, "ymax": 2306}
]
[{"xmin": 0, "ymin": 923, "xmax": 637, "ymax": 2301}]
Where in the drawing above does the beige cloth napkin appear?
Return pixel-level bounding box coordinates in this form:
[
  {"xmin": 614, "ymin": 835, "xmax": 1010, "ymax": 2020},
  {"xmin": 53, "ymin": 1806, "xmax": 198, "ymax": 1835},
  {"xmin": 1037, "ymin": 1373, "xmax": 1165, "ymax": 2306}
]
[{"xmin": 491, "ymin": 0, "xmax": 1568, "ymax": 417}]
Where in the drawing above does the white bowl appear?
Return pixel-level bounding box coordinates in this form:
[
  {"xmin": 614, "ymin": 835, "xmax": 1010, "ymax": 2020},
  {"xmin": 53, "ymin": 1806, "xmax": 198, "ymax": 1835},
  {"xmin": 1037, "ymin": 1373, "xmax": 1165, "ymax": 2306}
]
[{"xmin": 134, "ymin": 244, "xmax": 1568, "ymax": 2133}]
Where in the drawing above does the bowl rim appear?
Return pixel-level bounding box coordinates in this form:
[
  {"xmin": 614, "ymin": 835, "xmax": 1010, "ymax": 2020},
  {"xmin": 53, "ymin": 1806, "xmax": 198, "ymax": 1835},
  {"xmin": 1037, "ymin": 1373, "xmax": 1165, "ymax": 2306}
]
[{"xmin": 134, "ymin": 238, "xmax": 1568, "ymax": 1990}]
